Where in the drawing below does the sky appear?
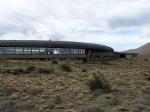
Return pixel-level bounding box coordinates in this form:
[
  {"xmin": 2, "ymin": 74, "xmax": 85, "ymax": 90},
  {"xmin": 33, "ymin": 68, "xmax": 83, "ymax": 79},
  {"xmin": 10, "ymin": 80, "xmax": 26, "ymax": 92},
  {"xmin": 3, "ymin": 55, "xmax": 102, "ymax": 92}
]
[{"xmin": 0, "ymin": 0, "xmax": 150, "ymax": 51}]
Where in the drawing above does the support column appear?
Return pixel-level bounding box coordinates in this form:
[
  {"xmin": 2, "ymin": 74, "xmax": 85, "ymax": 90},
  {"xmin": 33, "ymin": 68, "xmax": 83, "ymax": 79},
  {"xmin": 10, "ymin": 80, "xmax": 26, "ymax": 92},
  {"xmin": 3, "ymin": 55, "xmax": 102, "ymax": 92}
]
[{"xmin": 86, "ymin": 50, "xmax": 90, "ymax": 63}]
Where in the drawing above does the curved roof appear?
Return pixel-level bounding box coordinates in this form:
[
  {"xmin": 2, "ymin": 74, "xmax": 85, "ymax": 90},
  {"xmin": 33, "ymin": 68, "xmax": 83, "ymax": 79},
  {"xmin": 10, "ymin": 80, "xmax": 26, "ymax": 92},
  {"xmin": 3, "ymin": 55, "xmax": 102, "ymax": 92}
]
[{"xmin": 0, "ymin": 40, "xmax": 114, "ymax": 52}]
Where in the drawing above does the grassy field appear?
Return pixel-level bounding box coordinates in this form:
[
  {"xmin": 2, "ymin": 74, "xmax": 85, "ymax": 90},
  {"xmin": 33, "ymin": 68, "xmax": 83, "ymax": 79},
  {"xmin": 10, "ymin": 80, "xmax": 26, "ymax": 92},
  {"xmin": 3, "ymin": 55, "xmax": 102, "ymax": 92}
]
[{"xmin": 0, "ymin": 55, "xmax": 150, "ymax": 112}]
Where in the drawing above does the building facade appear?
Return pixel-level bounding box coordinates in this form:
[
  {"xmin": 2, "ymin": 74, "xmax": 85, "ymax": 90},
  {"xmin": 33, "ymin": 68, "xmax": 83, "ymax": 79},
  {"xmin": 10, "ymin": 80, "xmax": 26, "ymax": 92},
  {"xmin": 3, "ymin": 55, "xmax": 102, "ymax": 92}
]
[{"xmin": 0, "ymin": 40, "xmax": 115, "ymax": 62}]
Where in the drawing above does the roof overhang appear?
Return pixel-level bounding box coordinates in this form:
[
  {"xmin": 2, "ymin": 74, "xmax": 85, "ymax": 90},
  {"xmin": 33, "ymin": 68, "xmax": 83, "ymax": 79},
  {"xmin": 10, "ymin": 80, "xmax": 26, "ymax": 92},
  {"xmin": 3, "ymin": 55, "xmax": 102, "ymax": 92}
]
[{"xmin": 0, "ymin": 40, "xmax": 114, "ymax": 52}]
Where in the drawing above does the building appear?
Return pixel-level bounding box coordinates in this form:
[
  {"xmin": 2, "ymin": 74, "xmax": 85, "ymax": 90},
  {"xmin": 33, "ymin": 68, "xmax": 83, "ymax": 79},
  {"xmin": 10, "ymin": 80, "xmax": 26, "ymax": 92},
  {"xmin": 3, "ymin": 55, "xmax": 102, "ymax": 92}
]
[
  {"xmin": 0, "ymin": 40, "xmax": 115, "ymax": 62},
  {"xmin": 115, "ymin": 52, "xmax": 138, "ymax": 59}
]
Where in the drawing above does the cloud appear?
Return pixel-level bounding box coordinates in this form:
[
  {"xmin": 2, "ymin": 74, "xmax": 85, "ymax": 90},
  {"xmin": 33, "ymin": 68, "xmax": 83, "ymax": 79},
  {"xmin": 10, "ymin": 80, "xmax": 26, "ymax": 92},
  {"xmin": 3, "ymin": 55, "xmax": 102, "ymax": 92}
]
[
  {"xmin": 108, "ymin": 9, "xmax": 150, "ymax": 28},
  {"xmin": 0, "ymin": 0, "xmax": 149, "ymax": 51}
]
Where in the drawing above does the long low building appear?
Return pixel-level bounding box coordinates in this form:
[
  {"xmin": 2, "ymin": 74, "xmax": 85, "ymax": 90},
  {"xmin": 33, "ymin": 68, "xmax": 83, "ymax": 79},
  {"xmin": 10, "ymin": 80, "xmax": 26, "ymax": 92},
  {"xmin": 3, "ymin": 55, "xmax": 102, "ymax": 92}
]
[{"xmin": 0, "ymin": 40, "xmax": 115, "ymax": 62}]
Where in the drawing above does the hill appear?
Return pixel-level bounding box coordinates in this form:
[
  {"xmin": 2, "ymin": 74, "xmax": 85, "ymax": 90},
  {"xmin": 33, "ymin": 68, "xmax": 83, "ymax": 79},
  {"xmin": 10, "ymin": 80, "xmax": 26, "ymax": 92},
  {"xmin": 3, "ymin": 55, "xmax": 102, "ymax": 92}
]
[
  {"xmin": 125, "ymin": 42, "xmax": 150, "ymax": 54},
  {"xmin": 0, "ymin": 57, "xmax": 150, "ymax": 112}
]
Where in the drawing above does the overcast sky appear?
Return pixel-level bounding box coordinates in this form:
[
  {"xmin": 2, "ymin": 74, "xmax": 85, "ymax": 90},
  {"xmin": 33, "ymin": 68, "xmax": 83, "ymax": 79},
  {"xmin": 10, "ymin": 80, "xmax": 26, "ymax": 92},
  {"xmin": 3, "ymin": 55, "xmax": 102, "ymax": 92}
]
[{"xmin": 0, "ymin": 0, "xmax": 150, "ymax": 51}]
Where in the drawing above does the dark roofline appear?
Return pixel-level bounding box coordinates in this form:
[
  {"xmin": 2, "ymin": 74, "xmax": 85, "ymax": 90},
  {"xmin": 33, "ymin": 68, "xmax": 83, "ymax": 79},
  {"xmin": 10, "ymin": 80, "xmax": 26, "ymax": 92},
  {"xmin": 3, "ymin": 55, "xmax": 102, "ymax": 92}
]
[{"xmin": 0, "ymin": 40, "xmax": 114, "ymax": 52}]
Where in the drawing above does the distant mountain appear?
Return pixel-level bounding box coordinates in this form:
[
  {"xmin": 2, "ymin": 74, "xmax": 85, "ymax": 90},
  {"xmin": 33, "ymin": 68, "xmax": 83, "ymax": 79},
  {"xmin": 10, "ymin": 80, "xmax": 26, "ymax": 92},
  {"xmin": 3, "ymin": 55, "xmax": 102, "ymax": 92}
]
[{"xmin": 125, "ymin": 42, "xmax": 150, "ymax": 55}]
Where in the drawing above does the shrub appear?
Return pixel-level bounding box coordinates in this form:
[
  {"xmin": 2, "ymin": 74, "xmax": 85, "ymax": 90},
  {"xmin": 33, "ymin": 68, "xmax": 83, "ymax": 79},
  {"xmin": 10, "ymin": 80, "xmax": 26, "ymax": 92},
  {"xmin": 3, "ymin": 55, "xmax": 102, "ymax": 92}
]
[
  {"xmin": 0, "ymin": 100, "xmax": 35, "ymax": 112},
  {"xmin": 51, "ymin": 59, "xmax": 58, "ymax": 64},
  {"xmin": 24, "ymin": 65, "xmax": 36, "ymax": 74},
  {"xmin": 12, "ymin": 68, "xmax": 24, "ymax": 75},
  {"xmin": 96, "ymin": 94, "xmax": 119, "ymax": 107},
  {"xmin": 45, "ymin": 95, "xmax": 61, "ymax": 109},
  {"xmin": 80, "ymin": 105, "xmax": 103, "ymax": 112},
  {"xmin": 2, "ymin": 66, "xmax": 37, "ymax": 75},
  {"xmin": 15, "ymin": 100, "xmax": 35, "ymax": 111},
  {"xmin": 23, "ymin": 86, "xmax": 43, "ymax": 96},
  {"xmin": 0, "ymin": 85, "xmax": 17, "ymax": 96},
  {"xmin": 142, "ymin": 72, "xmax": 150, "ymax": 81},
  {"xmin": 0, "ymin": 100, "xmax": 16, "ymax": 112},
  {"xmin": 142, "ymin": 87, "xmax": 150, "ymax": 94},
  {"xmin": 146, "ymin": 75, "xmax": 150, "ymax": 81},
  {"xmin": 2, "ymin": 69, "xmax": 12, "ymax": 74},
  {"xmin": 38, "ymin": 67, "xmax": 54, "ymax": 74},
  {"xmin": 144, "ymin": 58, "xmax": 148, "ymax": 62},
  {"xmin": 60, "ymin": 64, "xmax": 72, "ymax": 72},
  {"xmin": 87, "ymin": 73, "xmax": 110, "ymax": 92},
  {"xmin": 82, "ymin": 69, "xmax": 87, "ymax": 72},
  {"xmin": 129, "ymin": 61, "xmax": 133, "ymax": 66}
]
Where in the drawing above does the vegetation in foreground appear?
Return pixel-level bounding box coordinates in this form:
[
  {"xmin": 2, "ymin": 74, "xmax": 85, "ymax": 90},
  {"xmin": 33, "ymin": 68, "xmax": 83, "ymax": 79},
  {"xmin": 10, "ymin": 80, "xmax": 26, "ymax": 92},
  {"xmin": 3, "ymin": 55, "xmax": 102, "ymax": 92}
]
[{"xmin": 0, "ymin": 55, "xmax": 150, "ymax": 112}]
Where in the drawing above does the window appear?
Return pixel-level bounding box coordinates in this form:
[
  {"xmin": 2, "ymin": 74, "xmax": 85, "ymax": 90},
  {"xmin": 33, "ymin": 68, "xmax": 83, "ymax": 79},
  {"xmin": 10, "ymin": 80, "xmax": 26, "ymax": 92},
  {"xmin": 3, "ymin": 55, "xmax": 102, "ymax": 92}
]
[
  {"xmin": 16, "ymin": 48, "xmax": 23, "ymax": 54},
  {"xmin": 0, "ymin": 47, "xmax": 85, "ymax": 55}
]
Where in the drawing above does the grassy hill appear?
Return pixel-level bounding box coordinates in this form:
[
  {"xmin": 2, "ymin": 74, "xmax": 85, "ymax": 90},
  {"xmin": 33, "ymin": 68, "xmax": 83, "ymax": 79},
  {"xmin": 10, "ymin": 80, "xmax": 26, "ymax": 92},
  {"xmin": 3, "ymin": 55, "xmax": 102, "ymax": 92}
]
[
  {"xmin": 125, "ymin": 42, "xmax": 150, "ymax": 55},
  {"xmin": 0, "ymin": 56, "xmax": 150, "ymax": 112}
]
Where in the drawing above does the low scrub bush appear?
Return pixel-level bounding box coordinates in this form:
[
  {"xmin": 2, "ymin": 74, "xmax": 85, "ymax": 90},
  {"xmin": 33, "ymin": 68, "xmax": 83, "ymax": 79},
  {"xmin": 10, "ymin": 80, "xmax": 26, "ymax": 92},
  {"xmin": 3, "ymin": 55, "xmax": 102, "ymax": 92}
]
[
  {"xmin": 80, "ymin": 105, "xmax": 103, "ymax": 112},
  {"xmin": 144, "ymin": 58, "xmax": 148, "ymax": 62},
  {"xmin": 142, "ymin": 72, "xmax": 150, "ymax": 81},
  {"xmin": 38, "ymin": 67, "xmax": 54, "ymax": 74},
  {"xmin": 0, "ymin": 85, "xmax": 17, "ymax": 96},
  {"xmin": 87, "ymin": 73, "xmax": 110, "ymax": 92},
  {"xmin": 60, "ymin": 64, "xmax": 72, "ymax": 72},
  {"xmin": 12, "ymin": 68, "xmax": 24, "ymax": 75},
  {"xmin": 45, "ymin": 95, "xmax": 61, "ymax": 109},
  {"xmin": 23, "ymin": 86, "xmax": 43, "ymax": 96},
  {"xmin": 51, "ymin": 59, "xmax": 58, "ymax": 64},
  {"xmin": 142, "ymin": 87, "xmax": 150, "ymax": 94},
  {"xmin": 2, "ymin": 69, "xmax": 12, "ymax": 74},
  {"xmin": 0, "ymin": 100, "xmax": 16, "ymax": 112},
  {"xmin": 145, "ymin": 74, "xmax": 150, "ymax": 81},
  {"xmin": 129, "ymin": 61, "xmax": 133, "ymax": 66},
  {"xmin": 15, "ymin": 100, "xmax": 35, "ymax": 111},
  {"xmin": 0, "ymin": 99, "xmax": 35, "ymax": 112},
  {"xmin": 24, "ymin": 65, "xmax": 37, "ymax": 74},
  {"xmin": 96, "ymin": 94, "xmax": 119, "ymax": 107},
  {"xmin": 0, "ymin": 66, "xmax": 37, "ymax": 75},
  {"xmin": 82, "ymin": 69, "xmax": 87, "ymax": 72}
]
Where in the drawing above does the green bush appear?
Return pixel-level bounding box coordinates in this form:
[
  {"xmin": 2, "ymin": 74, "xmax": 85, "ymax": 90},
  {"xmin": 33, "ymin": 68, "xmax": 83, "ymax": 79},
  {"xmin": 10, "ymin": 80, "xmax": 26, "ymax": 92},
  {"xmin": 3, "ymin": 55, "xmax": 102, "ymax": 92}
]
[
  {"xmin": 0, "ymin": 100, "xmax": 35, "ymax": 112},
  {"xmin": 24, "ymin": 65, "xmax": 36, "ymax": 74},
  {"xmin": 87, "ymin": 73, "xmax": 110, "ymax": 92},
  {"xmin": 142, "ymin": 87, "xmax": 150, "ymax": 94},
  {"xmin": 144, "ymin": 58, "xmax": 148, "ymax": 62},
  {"xmin": 82, "ymin": 69, "xmax": 87, "ymax": 72},
  {"xmin": 12, "ymin": 68, "xmax": 24, "ymax": 75},
  {"xmin": 15, "ymin": 100, "xmax": 35, "ymax": 111},
  {"xmin": 0, "ymin": 100, "xmax": 16, "ymax": 112},
  {"xmin": 2, "ymin": 69, "xmax": 12, "ymax": 74},
  {"xmin": 45, "ymin": 95, "xmax": 61, "ymax": 109},
  {"xmin": 80, "ymin": 105, "xmax": 103, "ymax": 112},
  {"xmin": 23, "ymin": 86, "xmax": 43, "ymax": 96},
  {"xmin": 1, "ymin": 66, "xmax": 36, "ymax": 75},
  {"xmin": 129, "ymin": 61, "xmax": 133, "ymax": 66},
  {"xmin": 38, "ymin": 67, "xmax": 54, "ymax": 74},
  {"xmin": 51, "ymin": 59, "xmax": 58, "ymax": 64},
  {"xmin": 60, "ymin": 64, "xmax": 72, "ymax": 72},
  {"xmin": 0, "ymin": 85, "xmax": 17, "ymax": 96},
  {"xmin": 96, "ymin": 94, "xmax": 119, "ymax": 107}
]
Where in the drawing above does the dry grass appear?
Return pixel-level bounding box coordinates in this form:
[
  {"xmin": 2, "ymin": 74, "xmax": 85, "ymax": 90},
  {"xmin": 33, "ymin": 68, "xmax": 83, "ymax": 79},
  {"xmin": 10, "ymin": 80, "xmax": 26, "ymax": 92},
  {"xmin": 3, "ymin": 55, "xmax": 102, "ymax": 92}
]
[{"xmin": 0, "ymin": 55, "xmax": 149, "ymax": 112}]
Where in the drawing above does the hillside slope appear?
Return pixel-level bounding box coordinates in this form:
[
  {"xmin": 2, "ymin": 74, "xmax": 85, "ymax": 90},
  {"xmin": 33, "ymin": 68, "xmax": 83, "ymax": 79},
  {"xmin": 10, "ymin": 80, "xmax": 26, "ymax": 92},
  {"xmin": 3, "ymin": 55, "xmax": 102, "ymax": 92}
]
[
  {"xmin": 125, "ymin": 42, "xmax": 150, "ymax": 54},
  {"xmin": 0, "ymin": 57, "xmax": 150, "ymax": 112}
]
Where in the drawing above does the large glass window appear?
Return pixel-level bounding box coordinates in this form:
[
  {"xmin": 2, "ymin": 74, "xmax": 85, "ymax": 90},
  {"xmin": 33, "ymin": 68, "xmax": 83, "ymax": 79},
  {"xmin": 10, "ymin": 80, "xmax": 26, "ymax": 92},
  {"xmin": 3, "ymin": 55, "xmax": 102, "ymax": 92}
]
[
  {"xmin": 0, "ymin": 47, "xmax": 85, "ymax": 55},
  {"xmin": 16, "ymin": 48, "xmax": 23, "ymax": 54}
]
